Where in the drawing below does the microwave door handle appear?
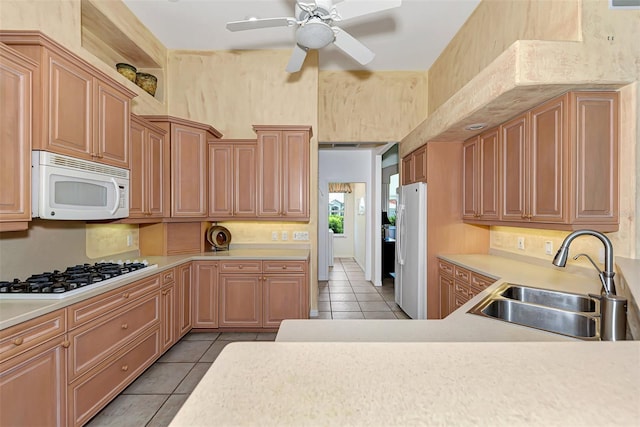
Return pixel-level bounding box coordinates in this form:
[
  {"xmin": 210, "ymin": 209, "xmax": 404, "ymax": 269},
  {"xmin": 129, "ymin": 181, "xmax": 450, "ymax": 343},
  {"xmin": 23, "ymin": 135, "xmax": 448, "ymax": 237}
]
[{"xmin": 109, "ymin": 178, "xmax": 121, "ymax": 215}]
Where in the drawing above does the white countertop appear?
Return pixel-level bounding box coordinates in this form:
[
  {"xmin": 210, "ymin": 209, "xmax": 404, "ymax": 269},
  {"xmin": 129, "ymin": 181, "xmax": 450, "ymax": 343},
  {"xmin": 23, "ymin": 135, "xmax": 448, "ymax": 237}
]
[
  {"xmin": 170, "ymin": 341, "xmax": 640, "ymax": 426},
  {"xmin": 170, "ymin": 254, "xmax": 640, "ymax": 426},
  {"xmin": 0, "ymin": 248, "xmax": 309, "ymax": 330}
]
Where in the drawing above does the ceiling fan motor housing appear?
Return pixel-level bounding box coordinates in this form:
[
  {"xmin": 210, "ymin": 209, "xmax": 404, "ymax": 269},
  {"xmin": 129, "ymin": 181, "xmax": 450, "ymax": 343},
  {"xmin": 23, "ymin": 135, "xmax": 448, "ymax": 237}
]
[
  {"xmin": 296, "ymin": 19, "xmax": 335, "ymax": 49},
  {"xmin": 295, "ymin": 0, "xmax": 334, "ymax": 21}
]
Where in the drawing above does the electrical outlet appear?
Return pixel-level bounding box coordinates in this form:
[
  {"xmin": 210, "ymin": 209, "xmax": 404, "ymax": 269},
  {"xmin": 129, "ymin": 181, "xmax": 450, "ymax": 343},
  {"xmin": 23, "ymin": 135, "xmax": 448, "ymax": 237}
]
[
  {"xmin": 271, "ymin": 231, "xmax": 278, "ymax": 241},
  {"xmin": 544, "ymin": 241, "xmax": 553, "ymax": 255},
  {"xmin": 126, "ymin": 234, "xmax": 133, "ymax": 247},
  {"xmin": 293, "ymin": 231, "xmax": 309, "ymax": 241},
  {"xmin": 517, "ymin": 237, "xmax": 525, "ymax": 250},
  {"xmin": 282, "ymin": 231, "xmax": 288, "ymax": 241}
]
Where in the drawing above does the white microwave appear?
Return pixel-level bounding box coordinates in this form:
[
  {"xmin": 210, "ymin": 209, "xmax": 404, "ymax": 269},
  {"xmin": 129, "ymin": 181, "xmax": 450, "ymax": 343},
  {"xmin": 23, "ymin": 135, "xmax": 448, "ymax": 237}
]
[{"xmin": 31, "ymin": 151, "xmax": 129, "ymax": 220}]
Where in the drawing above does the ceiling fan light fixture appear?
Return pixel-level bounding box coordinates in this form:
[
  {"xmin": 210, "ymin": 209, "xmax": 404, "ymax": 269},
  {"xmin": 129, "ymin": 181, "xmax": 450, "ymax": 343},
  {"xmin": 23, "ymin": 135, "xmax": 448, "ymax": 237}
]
[{"xmin": 296, "ymin": 19, "xmax": 335, "ymax": 49}]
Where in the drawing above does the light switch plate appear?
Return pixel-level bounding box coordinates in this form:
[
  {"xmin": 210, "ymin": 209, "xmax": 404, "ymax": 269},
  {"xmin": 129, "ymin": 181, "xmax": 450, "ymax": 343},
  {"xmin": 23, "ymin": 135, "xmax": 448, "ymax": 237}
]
[
  {"xmin": 271, "ymin": 231, "xmax": 278, "ymax": 241},
  {"xmin": 282, "ymin": 231, "xmax": 288, "ymax": 241},
  {"xmin": 517, "ymin": 237, "xmax": 525, "ymax": 250}
]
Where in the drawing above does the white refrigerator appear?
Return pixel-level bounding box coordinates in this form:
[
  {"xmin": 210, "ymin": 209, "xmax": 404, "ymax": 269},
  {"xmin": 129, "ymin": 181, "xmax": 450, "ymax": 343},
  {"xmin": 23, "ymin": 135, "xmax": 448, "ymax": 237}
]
[{"xmin": 394, "ymin": 182, "xmax": 427, "ymax": 319}]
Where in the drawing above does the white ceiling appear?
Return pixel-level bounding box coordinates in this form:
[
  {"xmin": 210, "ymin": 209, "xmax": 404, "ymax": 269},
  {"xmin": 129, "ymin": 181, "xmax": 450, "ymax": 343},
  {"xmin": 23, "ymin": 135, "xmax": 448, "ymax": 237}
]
[{"xmin": 122, "ymin": 0, "xmax": 480, "ymax": 71}]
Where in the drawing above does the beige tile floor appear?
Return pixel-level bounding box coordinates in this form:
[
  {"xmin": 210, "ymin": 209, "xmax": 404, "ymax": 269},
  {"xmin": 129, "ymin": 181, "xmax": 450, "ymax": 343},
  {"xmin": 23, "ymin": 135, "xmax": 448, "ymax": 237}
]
[
  {"xmin": 314, "ymin": 257, "xmax": 410, "ymax": 320},
  {"xmin": 87, "ymin": 258, "xmax": 405, "ymax": 426}
]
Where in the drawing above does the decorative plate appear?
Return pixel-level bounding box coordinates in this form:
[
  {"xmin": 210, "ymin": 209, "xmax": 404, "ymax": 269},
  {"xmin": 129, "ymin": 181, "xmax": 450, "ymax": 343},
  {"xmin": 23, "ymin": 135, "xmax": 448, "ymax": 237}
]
[{"xmin": 206, "ymin": 226, "xmax": 231, "ymax": 251}]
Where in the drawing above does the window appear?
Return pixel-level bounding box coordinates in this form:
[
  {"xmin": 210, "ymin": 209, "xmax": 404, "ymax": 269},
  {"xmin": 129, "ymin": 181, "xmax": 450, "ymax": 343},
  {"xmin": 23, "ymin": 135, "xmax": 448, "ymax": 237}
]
[
  {"xmin": 328, "ymin": 192, "xmax": 345, "ymax": 234},
  {"xmin": 388, "ymin": 173, "xmax": 399, "ymax": 224}
]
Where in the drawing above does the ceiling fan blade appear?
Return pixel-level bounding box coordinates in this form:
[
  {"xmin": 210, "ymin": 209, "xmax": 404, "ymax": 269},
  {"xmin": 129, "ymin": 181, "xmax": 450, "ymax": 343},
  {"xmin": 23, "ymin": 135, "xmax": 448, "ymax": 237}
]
[
  {"xmin": 286, "ymin": 44, "xmax": 309, "ymax": 73},
  {"xmin": 333, "ymin": 0, "xmax": 401, "ymax": 22},
  {"xmin": 226, "ymin": 17, "xmax": 297, "ymax": 32},
  {"xmin": 332, "ymin": 28, "xmax": 375, "ymax": 65}
]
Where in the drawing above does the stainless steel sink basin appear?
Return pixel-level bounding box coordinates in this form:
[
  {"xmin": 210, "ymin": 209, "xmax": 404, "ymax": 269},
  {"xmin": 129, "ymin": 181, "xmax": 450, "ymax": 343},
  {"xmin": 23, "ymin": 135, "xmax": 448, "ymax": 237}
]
[
  {"xmin": 500, "ymin": 284, "xmax": 597, "ymax": 313},
  {"xmin": 468, "ymin": 283, "xmax": 600, "ymax": 340},
  {"xmin": 476, "ymin": 299, "xmax": 598, "ymax": 339}
]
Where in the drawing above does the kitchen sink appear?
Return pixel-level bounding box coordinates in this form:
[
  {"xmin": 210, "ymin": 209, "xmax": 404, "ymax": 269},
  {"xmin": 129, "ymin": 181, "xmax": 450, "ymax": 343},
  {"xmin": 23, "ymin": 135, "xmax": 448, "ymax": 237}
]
[
  {"xmin": 468, "ymin": 283, "xmax": 600, "ymax": 340},
  {"xmin": 499, "ymin": 284, "xmax": 597, "ymax": 313}
]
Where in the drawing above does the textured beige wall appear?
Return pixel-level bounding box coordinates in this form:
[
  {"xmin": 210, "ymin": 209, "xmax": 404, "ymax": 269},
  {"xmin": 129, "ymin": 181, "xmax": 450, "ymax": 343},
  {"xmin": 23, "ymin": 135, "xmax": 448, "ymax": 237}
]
[
  {"xmin": 86, "ymin": 224, "xmax": 140, "ymax": 259},
  {"xmin": 167, "ymin": 48, "xmax": 320, "ymax": 309},
  {"xmin": 318, "ymin": 71, "xmax": 428, "ymax": 142},
  {"xmin": 428, "ymin": 0, "xmax": 581, "ymax": 114}
]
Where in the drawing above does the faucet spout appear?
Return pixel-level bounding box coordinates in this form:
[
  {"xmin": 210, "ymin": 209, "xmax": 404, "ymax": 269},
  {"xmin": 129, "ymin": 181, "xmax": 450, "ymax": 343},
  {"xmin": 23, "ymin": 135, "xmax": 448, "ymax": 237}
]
[{"xmin": 552, "ymin": 230, "xmax": 616, "ymax": 295}]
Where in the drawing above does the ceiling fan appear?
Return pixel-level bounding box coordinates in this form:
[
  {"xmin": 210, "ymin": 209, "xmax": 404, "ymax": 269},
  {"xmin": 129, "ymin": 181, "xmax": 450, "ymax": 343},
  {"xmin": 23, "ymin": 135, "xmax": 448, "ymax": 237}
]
[{"xmin": 226, "ymin": 0, "xmax": 402, "ymax": 72}]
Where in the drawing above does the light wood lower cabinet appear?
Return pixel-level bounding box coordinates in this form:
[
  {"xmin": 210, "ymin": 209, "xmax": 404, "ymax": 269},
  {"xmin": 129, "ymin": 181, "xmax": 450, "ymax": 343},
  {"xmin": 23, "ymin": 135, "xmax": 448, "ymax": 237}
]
[
  {"xmin": 194, "ymin": 259, "xmax": 309, "ymax": 329},
  {"xmin": 161, "ymin": 269, "xmax": 177, "ymax": 352},
  {"xmin": 193, "ymin": 261, "xmax": 219, "ymax": 328},
  {"xmin": 65, "ymin": 274, "xmax": 161, "ymax": 426},
  {"xmin": 177, "ymin": 263, "xmax": 193, "ymax": 337},
  {"xmin": 0, "ymin": 310, "xmax": 67, "ymax": 427},
  {"xmin": 438, "ymin": 258, "xmax": 495, "ymax": 318}
]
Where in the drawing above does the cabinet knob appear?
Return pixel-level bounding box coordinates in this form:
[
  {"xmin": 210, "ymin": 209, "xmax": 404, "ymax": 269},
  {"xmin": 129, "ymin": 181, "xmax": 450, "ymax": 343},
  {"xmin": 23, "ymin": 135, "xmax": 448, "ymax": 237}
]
[
  {"xmin": 62, "ymin": 340, "xmax": 70, "ymax": 348},
  {"xmin": 13, "ymin": 337, "xmax": 24, "ymax": 346},
  {"xmin": 282, "ymin": 266, "xmax": 287, "ymax": 270},
  {"xmin": 122, "ymin": 292, "xmax": 130, "ymax": 299},
  {"xmin": 238, "ymin": 265, "xmax": 243, "ymax": 269},
  {"xmin": 121, "ymin": 365, "xmax": 129, "ymax": 372},
  {"xmin": 162, "ymin": 290, "xmax": 168, "ymax": 296},
  {"xmin": 121, "ymin": 323, "xmax": 128, "ymax": 330}
]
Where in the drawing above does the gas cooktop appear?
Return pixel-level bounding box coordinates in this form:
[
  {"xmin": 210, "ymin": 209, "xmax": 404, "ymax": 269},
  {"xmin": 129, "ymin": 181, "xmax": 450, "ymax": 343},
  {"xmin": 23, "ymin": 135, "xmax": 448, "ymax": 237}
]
[{"xmin": 0, "ymin": 261, "xmax": 158, "ymax": 300}]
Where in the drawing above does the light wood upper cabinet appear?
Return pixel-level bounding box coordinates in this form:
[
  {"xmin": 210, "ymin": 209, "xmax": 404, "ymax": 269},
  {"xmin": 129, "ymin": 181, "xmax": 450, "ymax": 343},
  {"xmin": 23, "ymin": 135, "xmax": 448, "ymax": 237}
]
[
  {"xmin": 465, "ymin": 91, "xmax": 619, "ymax": 232},
  {"xmin": 208, "ymin": 140, "xmax": 257, "ymax": 219},
  {"xmin": 129, "ymin": 114, "xmax": 168, "ymax": 219},
  {"xmin": 141, "ymin": 116, "xmax": 222, "ymax": 219},
  {"xmin": 0, "ymin": 44, "xmax": 35, "ymax": 231},
  {"xmin": 255, "ymin": 125, "xmax": 311, "ymax": 220},
  {"xmin": 401, "ymin": 145, "xmax": 427, "ymax": 185},
  {"xmin": 0, "ymin": 32, "xmax": 136, "ymax": 169},
  {"xmin": 463, "ymin": 128, "xmax": 499, "ymax": 221}
]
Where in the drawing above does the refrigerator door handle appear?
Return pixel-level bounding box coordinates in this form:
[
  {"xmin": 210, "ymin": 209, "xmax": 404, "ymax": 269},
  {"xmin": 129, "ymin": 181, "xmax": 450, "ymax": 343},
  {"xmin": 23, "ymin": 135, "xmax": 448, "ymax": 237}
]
[{"xmin": 396, "ymin": 204, "xmax": 406, "ymax": 266}]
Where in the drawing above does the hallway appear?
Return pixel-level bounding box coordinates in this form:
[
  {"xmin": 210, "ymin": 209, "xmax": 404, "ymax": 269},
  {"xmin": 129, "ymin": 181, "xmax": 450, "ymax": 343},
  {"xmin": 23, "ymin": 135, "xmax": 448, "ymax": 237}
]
[{"xmin": 315, "ymin": 257, "xmax": 409, "ymax": 319}]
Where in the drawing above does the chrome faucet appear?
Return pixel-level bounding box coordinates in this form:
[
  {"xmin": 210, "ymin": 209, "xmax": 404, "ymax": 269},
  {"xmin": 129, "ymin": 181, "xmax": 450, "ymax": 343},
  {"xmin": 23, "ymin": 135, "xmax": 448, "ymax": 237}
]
[
  {"xmin": 552, "ymin": 229, "xmax": 627, "ymax": 341},
  {"xmin": 552, "ymin": 229, "xmax": 616, "ymax": 295}
]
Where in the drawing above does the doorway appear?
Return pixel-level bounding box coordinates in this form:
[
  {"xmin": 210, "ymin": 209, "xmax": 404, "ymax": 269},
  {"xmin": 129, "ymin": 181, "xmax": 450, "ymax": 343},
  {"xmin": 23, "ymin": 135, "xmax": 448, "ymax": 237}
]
[{"xmin": 327, "ymin": 182, "xmax": 367, "ymax": 270}]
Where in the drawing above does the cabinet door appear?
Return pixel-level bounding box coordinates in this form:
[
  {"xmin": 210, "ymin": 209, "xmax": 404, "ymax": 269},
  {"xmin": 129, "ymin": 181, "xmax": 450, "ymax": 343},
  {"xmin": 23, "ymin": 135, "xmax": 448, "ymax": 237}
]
[
  {"xmin": 401, "ymin": 155, "xmax": 414, "ymax": 185},
  {"xmin": 171, "ymin": 125, "xmax": 207, "ymax": 217},
  {"xmin": 257, "ymin": 131, "xmax": 281, "ymax": 217},
  {"xmin": 439, "ymin": 274, "xmax": 454, "ymax": 319},
  {"xmin": 0, "ymin": 337, "xmax": 67, "ymax": 427},
  {"xmin": 208, "ymin": 144, "xmax": 233, "ymax": 217},
  {"xmin": 45, "ymin": 50, "xmax": 93, "ymax": 159},
  {"xmin": 160, "ymin": 283, "xmax": 176, "ymax": 352},
  {"xmin": 281, "ymin": 131, "xmax": 309, "ymax": 218},
  {"xmin": 177, "ymin": 263, "xmax": 193, "ymax": 337},
  {"xmin": 530, "ymin": 95, "xmax": 568, "ymax": 223},
  {"xmin": 147, "ymin": 128, "xmax": 168, "ymax": 218},
  {"xmin": 462, "ymin": 138, "xmax": 478, "ymax": 219},
  {"xmin": 235, "ymin": 144, "xmax": 257, "ymax": 216},
  {"xmin": 413, "ymin": 147, "xmax": 427, "ymax": 183},
  {"xmin": 570, "ymin": 92, "xmax": 618, "ymax": 224},
  {"xmin": 263, "ymin": 275, "xmax": 304, "ymax": 327},
  {"xmin": 0, "ymin": 46, "xmax": 32, "ymax": 225},
  {"xmin": 219, "ymin": 275, "xmax": 262, "ymax": 327},
  {"xmin": 128, "ymin": 119, "xmax": 146, "ymax": 218},
  {"xmin": 193, "ymin": 262, "xmax": 218, "ymax": 328},
  {"xmin": 501, "ymin": 114, "xmax": 528, "ymax": 221},
  {"xmin": 478, "ymin": 128, "xmax": 499, "ymax": 220},
  {"xmin": 95, "ymin": 80, "xmax": 129, "ymax": 168}
]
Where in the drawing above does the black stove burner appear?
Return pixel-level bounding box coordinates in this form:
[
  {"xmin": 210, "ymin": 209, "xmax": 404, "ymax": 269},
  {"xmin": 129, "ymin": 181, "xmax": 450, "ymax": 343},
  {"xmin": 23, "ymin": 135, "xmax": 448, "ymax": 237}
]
[{"xmin": 2, "ymin": 261, "xmax": 150, "ymax": 294}]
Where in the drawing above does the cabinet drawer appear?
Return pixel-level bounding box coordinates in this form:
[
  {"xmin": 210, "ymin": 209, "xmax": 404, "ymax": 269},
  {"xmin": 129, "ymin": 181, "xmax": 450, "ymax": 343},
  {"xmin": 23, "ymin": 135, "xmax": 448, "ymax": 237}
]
[
  {"xmin": 471, "ymin": 272, "xmax": 495, "ymax": 290},
  {"xmin": 68, "ymin": 328, "xmax": 160, "ymax": 427},
  {"xmin": 68, "ymin": 292, "xmax": 159, "ymax": 381},
  {"xmin": 263, "ymin": 261, "xmax": 306, "ymax": 273},
  {"xmin": 162, "ymin": 268, "xmax": 176, "ymax": 285},
  {"xmin": 0, "ymin": 310, "xmax": 66, "ymax": 361},
  {"xmin": 67, "ymin": 274, "xmax": 160, "ymax": 329},
  {"xmin": 219, "ymin": 260, "xmax": 262, "ymax": 273},
  {"xmin": 437, "ymin": 259, "xmax": 454, "ymax": 276},
  {"xmin": 454, "ymin": 281, "xmax": 470, "ymax": 298},
  {"xmin": 453, "ymin": 266, "xmax": 471, "ymax": 283}
]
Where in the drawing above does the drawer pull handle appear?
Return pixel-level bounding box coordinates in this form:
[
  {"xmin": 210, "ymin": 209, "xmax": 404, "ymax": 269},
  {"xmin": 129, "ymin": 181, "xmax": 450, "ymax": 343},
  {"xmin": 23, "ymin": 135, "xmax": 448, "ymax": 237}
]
[
  {"xmin": 13, "ymin": 337, "xmax": 23, "ymax": 346},
  {"xmin": 121, "ymin": 365, "xmax": 128, "ymax": 372},
  {"xmin": 121, "ymin": 323, "xmax": 128, "ymax": 330},
  {"xmin": 62, "ymin": 340, "xmax": 70, "ymax": 348},
  {"xmin": 122, "ymin": 292, "xmax": 130, "ymax": 299}
]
